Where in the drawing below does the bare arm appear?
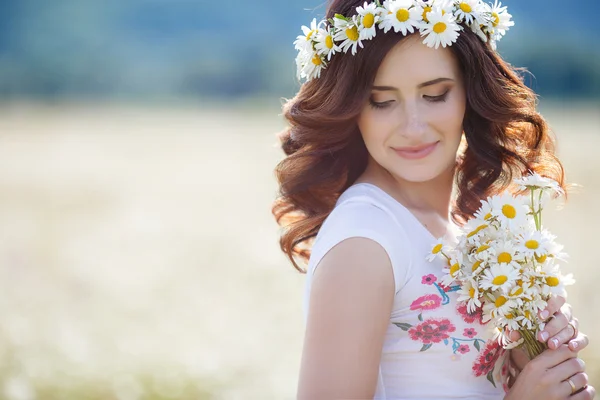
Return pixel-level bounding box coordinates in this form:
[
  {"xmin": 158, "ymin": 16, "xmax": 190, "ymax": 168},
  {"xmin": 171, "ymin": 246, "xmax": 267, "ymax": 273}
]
[{"xmin": 297, "ymin": 237, "xmax": 396, "ymax": 399}]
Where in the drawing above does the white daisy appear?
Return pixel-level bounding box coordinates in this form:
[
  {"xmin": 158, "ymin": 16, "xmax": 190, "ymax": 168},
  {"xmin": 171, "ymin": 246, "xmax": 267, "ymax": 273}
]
[
  {"xmin": 490, "ymin": 193, "xmax": 528, "ymax": 230},
  {"xmin": 474, "ymin": 197, "xmax": 494, "ymax": 222},
  {"xmin": 426, "ymin": 238, "xmax": 449, "ymax": 262},
  {"xmin": 298, "ymin": 50, "xmax": 327, "ymax": 81},
  {"xmin": 456, "ymin": 278, "xmax": 482, "ymax": 313},
  {"xmin": 333, "ymin": 15, "xmax": 364, "ymax": 55},
  {"xmin": 454, "ymin": 0, "xmax": 483, "ymax": 25},
  {"xmin": 356, "ymin": 1, "xmax": 384, "ymax": 40},
  {"xmin": 485, "ymin": 0, "xmax": 514, "ymax": 40},
  {"xmin": 491, "ymin": 241, "xmax": 523, "ymax": 270},
  {"xmin": 380, "ymin": 0, "xmax": 422, "ymax": 35},
  {"xmin": 314, "ymin": 23, "xmax": 341, "ymax": 61},
  {"xmin": 516, "ymin": 230, "xmax": 549, "ymax": 259},
  {"xmin": 515, "ymin": 172, "xmax": 563, "ymax": 194},
  {"xmin": 294, "ymin": 18, "xmax": 319, "ymax": 52},
  {"xmin": 480, "ymin": 263, "xmax": 519, "ymax": 292},
  {"xmin": 441, "ymin": 256, "xmax": 463, "ymax": 286},
  {"xmin": 470, "ymin": 20, "xmax": 489, "ymax": 42},
  {"xmin": 419, "ymin": 7, "xmax": 461, "ymax": 49},
  {"xmin": 495, "ymin": 311, "xmax": 521, "ymax": 332},
  {"xmin": 483, "ymin": 292, "xmax": 517, "ymax": 320}
]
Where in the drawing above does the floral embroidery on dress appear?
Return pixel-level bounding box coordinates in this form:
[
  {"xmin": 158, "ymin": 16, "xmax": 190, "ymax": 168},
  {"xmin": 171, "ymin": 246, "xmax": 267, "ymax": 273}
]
[{"xmin": 394, "ymin": 273, "xmax": 507, "ymax": 387}]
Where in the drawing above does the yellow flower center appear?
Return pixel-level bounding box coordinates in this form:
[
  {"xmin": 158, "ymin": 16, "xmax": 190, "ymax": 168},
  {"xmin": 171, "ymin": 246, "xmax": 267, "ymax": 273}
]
[
  {"xmin": 363, "ymin": 13, "xmax": 375, "ymax": 28},
  {"xmin": 346, "ymin": 26, "xmax": 359, "ymax": 41},
  {"xmin": 325, "ymin": 35, "xmax": 334, "ymax": 49},
  {"xmin": 450, "ymin": 263, "xmax": 460, "ymax": 276},
  {"xmin": 484, "ymin": 213, "xmax": 492, "ymax": 220},
  {"xmin": 525, "ymin": 310, "xmax": 532, "ymax": 319},
  {"xmin": 506, "ymin": 313, "xmax": 514, "ymax": 319},
  {"xmin": 311, "ymin": 54, "xmax": 322, "ymax": 65},
  {"xmin": 467, "ymin": 224, "xmax": 487, "ymax": 238},
  {"xmin": 502, "ymin": 204, "xmax": 516, "ymax": 219},
  {"xmin": 469, "ymin": 287, "xmax": 476, "ymax": 298},
  {"xmin": 492, "ymin": 275, "xmax": 508, "ymax": 286},
  {"xmin": 525, "ymin": 240, "xmax": 539, "ymax": 250},
  {"xmin": 497, "ymin": 252, "xmax": 512, "ymax": 264},
  {"xmin": 432, "ymin": 243, "xmax": 443, "ymax": 254},
  {"xmin": 396, "ymin": 9, "xmax": 409, "ymax": 22},
  {"xmin": 477, "ymin": 245, "xmax": 490, "ymax": 253},
  {"xmin": 535, "ymin": 254, "xmax": 547, "ymax": 263},
  {"xmin": 495, "ymin": 296, "xmax": 507, "ymax": 307},
  {"xmin": 511, "ymin": 287, "xmax": 523, "ymax": 296},
  {"xmin": 460, "ymin": 2, "xmax": 472, "ymax": 13},
  {"xmin": 472, "ymin": 260, "xmax": 482, "ymax": 272},
  {"xmin": 433, "ymin": 22, "xmax": 447, "ymax": 34},
  {"xmin": 492, "ymin": 12, "xmax": 500, "ymax": 27},
  {"xmin": 546, "ymin": 277, "xmax": 560, "ymax": 287},
  {"xmin": 422, "ymin": 6, "xmax": 432, "ymax": 22}
]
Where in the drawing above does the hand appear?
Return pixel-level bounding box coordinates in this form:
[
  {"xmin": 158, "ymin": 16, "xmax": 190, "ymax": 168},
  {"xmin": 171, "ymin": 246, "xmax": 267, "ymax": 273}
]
[
  {"xmin": 506, "ymin": 344, "xmax": 595, "ymax": 400},
  {"xmin": 507, "ymin": 295, "xmax": 578, "ymax": 351}
]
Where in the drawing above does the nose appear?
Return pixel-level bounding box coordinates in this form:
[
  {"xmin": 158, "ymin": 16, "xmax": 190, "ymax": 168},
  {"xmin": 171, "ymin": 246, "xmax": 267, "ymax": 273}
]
[{"xmin": 397, "ymin": 100, "xmax": 427, "ymax": 140}]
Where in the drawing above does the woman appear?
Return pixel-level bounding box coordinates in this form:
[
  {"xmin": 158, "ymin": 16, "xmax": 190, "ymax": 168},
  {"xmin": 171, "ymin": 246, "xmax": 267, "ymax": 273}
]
[{"xmin": 272, "ymin": 0, "xmax": 594, "ymax": 398}]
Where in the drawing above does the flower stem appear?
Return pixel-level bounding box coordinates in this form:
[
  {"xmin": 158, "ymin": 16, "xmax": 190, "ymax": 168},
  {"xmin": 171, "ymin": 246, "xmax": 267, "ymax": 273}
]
[{"xmin": 520, "ymin": 328, "xmax": 547, "ymax": 359}]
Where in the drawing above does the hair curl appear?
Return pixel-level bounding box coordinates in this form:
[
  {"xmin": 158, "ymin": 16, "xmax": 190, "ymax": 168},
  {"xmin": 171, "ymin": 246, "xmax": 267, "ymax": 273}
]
[{"xmin": 272, "ymin": 0, "xmax": 566, "ymax": 273}]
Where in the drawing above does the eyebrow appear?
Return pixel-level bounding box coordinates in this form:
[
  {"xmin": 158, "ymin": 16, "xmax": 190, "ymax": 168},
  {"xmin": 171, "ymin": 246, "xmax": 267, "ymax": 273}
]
[{"xmin": 372, "ymin": 77, "xmax": 455, "ymax": 91}]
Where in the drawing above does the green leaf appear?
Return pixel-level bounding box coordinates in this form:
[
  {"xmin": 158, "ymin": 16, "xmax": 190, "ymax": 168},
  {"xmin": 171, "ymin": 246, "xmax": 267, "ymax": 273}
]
[
  {"xmin": 393, "ymin": 322, "xmax": 412, "ymax": 331},
  {"xmin": 334, "ymin": 13, "xmax": 349, "ymax": 21},
  {"xmin": 474, "ymin": 341, "xmax": 481, "ymax": 352},
  {"xmin": 418, "ymin": 313, "xmax": 423, "ymax": 321},
  {"xmin": 487, "ymin": 371, "xmax": 496, "ymax": 387},
  {"xmin": 420, "ymin": 343, "xmax": 433, "ymax": 352}
]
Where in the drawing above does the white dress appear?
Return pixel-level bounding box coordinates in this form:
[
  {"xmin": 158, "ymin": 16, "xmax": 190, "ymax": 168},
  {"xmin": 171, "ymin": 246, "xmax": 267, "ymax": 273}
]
[{"xmin": 303, "ymin": 183, "xmax": 510, "ymax": 399}]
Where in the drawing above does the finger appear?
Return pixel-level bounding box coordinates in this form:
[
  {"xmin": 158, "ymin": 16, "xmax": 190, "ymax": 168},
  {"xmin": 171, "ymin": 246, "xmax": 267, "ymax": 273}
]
[
  {"xmin": 547, "ymin": 316, "xmax": 578, "ymax": 350},
  {"xmin": 538, "ymin": 312, "xmax": 569, "ymax": 345},
  {"xmin": 570, "ymin": 384, "xmax": 595, "ymax": 400},
  {"xmin": 550, "ymin": 357, "xmax": 585, "ymax": 383},
  {"xmin": 539, "ymin": 295, "xmax": 566, "ymax": 320},
  {"xmin": 508, "ymin": 329, "xmax": 521, "ymax": 341},
  {"xmin": 569, "ymin": 332, "xmax": 589, "ymax": 352},
  {"xmin": 570, "ymin": 373, "xmax": 590, "ymax": 395},
  {"xmin": 535, "ymin": 344, "xmax": 578, "ymax": 368}
]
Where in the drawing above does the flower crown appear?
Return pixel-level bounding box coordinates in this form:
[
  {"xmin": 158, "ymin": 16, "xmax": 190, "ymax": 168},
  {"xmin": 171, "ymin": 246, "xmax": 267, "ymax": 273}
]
[{"xmin": 294, "ymin": 0, "xmax": 514, "ymax": 81}]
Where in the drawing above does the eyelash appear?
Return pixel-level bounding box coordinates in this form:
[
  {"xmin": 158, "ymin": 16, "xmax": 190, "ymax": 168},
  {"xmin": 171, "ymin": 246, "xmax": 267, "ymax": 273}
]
[{"xmin": 368, "ymin": 90, "xmax": 450, "ymax": 109}]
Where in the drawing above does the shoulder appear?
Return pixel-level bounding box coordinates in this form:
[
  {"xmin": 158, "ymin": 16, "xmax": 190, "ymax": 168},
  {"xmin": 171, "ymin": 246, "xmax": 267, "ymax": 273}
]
[{"xmin": 309, "ymin": 186, "xmax": 414, "ymax": 294}]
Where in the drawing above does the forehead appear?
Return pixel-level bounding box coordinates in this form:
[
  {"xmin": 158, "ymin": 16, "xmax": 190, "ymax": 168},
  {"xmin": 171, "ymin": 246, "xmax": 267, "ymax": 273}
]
[{"xmin": 373, "ymin": 34, "xmax": 462, "ymax": 85}]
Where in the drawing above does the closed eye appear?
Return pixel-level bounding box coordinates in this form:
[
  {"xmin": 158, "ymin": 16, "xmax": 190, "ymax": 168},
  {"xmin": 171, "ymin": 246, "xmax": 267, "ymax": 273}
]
[
  {"xmin": 368, "ymin": 99, "xmax": 394, "ymax": 109},
  {"xmin": 424, "ymin": 90, "xmax": 450, "ymax": 103}
]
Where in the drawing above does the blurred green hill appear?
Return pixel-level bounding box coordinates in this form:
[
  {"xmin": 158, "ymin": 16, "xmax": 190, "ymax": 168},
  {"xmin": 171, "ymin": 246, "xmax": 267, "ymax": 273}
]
[{"xmin": 0, "ymin": 0, "xmax": 598, "ymax": 101}]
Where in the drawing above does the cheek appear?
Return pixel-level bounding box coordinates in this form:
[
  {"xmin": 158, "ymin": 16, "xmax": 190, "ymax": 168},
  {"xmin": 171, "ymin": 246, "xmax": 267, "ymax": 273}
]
[{"xmin": 358, "ymin": 109, "xmax": 392, "ymax": 146}]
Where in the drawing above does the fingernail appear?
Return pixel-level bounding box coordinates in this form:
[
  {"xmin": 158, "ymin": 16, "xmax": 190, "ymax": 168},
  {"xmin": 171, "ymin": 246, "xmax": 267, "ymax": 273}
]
[
  {"xmin": 571, "ymin": 341, "xmax": 579, "ymax": 349},
  {"xmin": 540, "ymin": 310, "xmax": 549, "ymax": 319},
  {"xmin": 540, "ymin": 331, "xmax": 549, "ymax": 341},
  {"xmin": 551, "ymin": 338, "xmax": 558, "ymax": 348}
]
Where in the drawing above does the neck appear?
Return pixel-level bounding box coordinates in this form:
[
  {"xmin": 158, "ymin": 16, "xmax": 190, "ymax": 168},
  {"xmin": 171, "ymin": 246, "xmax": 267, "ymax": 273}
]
[{"xmin": 360, "ymin": 158, "xmax": 455, "ymax": 221}]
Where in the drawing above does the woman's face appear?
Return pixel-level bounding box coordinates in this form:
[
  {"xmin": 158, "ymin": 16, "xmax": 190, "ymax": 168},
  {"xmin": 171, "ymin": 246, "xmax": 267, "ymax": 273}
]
[{"xmin": 357, "ymin": 33, "xmax": 466, "ymax": 183}]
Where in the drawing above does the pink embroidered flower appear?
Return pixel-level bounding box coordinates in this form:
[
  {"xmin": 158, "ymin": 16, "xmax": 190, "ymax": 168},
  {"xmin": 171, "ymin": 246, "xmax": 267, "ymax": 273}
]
[
  {"xmin": 408, "ymin": 318, "xmax": 456, "ymax": 344},
  {"xmin": 421, "ymin": 274, "xmax": 437, "ymax": 285},
  {"xmin": 472, "ymin": 340, "xmax": 504, "ymax": 377},
  {"xmin": 463, "ymin": 328, "xmax": 477, "ymax": 338},
  {"xmin": 457, "ymin": 302, "xmax": 484, "ymax": 324},
  {"xmin": 457, "ymin": 344, "xmax": 470, "ymax": 354},
  {"xmin": 410, "ymin": 294, "xmax": 442, "ymax": 312}
]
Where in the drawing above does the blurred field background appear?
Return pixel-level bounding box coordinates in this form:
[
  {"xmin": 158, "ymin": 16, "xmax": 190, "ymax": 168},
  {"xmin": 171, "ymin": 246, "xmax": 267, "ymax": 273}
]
[{"xmin": 0, "ymin": 1, "xmax": 599, "ymax": 399}]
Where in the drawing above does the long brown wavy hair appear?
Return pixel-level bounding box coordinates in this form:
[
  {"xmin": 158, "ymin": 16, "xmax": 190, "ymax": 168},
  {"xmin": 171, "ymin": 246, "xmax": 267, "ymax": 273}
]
[{"xmin": 272, "ymin": 0, "xmax": 566, "ymax": 273}]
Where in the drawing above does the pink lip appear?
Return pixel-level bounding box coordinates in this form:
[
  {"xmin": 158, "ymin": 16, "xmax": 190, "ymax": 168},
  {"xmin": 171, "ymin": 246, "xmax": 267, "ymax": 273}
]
[{"xmin": 392, "ymin": 142, "xmax": 439, "ymax": 160}]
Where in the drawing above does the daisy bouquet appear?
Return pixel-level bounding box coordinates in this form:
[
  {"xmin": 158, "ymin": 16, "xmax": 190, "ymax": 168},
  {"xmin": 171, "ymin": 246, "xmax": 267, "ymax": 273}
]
[{"xmin": 428, "ymin": 173, "xmax": 574, "ymax": 358}]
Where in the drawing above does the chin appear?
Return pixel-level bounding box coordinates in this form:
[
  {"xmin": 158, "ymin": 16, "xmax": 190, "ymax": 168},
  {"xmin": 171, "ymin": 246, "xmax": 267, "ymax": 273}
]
[{"xmin": 393, "ymin": 165, "xmax": 447, "ymax": 183}]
